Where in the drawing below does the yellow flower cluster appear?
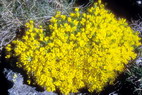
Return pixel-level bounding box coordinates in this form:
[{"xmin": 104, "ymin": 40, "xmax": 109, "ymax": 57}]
[{"xmin": 5, "ymin": 0, "xmax": 141, "ymax": 94}]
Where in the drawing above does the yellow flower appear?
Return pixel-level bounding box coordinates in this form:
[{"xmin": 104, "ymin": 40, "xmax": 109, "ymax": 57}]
[
  {"xmin": 5, "ymin": 0, "xmax": 141, "ymax": 94},
  {"xmin": 75, "ymin": 8, "xmax": 79, "ymax": 12},
  {"xmin": 67, "ymin": 17, "xmax": 72, "ymax": 22},
  {"xmin": 5, "ymin": 55, "xmax": 11, "ymax": 58},
  {"xmin": 29, "ymin": 20, "xmax": 34, "ymax": 24},
  {"xmin": 50, "ymin": 17, "xmax": 57, "ymax": 23},
  {"xmin": 70, "ymin": 13, "xmax": 75, "ymax": 17},
  {"xmin": 60, "ymin": 15, "xmax": 66, "ymax": 20}
]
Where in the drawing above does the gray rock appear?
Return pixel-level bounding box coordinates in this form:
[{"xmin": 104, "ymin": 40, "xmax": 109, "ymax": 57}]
[{"xmin": 4, "ymin": 69, "xmax": 57, "ymax": 95}]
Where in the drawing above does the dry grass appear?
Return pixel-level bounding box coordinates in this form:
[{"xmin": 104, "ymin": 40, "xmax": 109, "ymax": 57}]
[{"xmin": 0, "ymin": 0, "xmax": 80, "ymax": 51}]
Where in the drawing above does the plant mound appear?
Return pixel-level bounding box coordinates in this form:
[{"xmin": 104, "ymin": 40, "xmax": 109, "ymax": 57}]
[{"xmin": 5, "ymin": 0, "xmax": 141, "ymax": 94}]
